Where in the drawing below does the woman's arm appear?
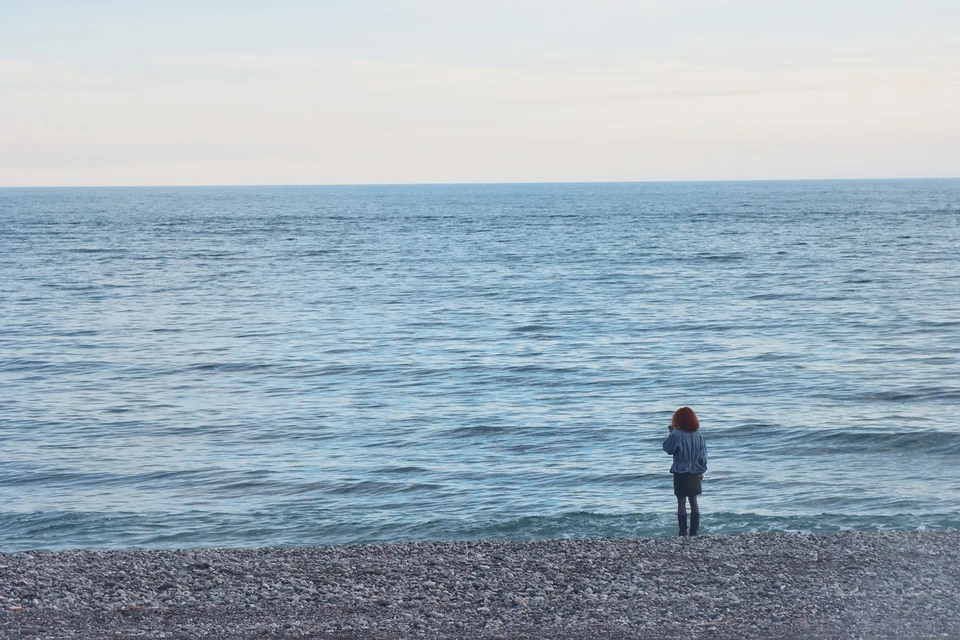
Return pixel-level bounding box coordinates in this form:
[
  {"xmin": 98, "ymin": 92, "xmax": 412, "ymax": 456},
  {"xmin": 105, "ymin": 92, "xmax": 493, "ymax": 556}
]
[
  {"xmin": 698, "ymin": 434, "xmax": 707, "ymax": 471},
  {"xmin": 662, "ymin": 431, "xmax": 679, "ymax": 455}
]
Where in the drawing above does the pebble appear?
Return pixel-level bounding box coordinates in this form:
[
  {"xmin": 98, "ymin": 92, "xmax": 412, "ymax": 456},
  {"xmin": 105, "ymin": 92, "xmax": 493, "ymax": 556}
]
[{"xmin": 0, "ymin": 531, "xmax": 958, "ymax": 638}]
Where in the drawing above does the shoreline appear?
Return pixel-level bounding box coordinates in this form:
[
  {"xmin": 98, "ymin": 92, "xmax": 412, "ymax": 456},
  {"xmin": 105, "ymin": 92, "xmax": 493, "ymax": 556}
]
[{"xmin": 2, "ymin": 530, "xmax": 959, "ymax": 639}]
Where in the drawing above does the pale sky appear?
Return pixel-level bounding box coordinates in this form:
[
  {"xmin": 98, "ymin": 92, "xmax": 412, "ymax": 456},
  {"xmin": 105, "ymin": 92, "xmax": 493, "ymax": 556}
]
[{"xmin": 2, "ymin": 1, "xmax": 958, "ymax": 186}]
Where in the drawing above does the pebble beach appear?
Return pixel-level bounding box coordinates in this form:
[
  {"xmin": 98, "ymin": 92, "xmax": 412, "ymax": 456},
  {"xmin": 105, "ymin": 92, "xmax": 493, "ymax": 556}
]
[{"xmin": 2, "ymin": 530, "xmax": 959, "ymax": 639}]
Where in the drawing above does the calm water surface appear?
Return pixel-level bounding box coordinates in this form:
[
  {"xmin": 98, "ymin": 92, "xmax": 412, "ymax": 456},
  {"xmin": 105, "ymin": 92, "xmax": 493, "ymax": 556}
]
[{"xmin": 1, "ymin": 180, "xmax": 958, "ymax": 550}]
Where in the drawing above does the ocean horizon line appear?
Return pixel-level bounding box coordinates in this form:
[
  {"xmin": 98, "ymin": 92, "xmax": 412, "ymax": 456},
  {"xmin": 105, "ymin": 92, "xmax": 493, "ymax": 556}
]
[{"xmin": 2, "ymin": 175, "xmax": 959, "ymax": 190}]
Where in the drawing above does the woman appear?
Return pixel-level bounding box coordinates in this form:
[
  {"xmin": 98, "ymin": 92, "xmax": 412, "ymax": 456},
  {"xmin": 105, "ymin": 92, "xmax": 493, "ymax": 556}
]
[{"xmin": 662, "ymin": 406, "xmax": 708, "ymax": 536}]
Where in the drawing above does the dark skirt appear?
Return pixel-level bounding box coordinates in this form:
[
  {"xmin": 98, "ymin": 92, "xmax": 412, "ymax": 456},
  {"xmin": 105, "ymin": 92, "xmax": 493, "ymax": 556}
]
[{"xmin": 673, "ymin": 472, "xmax": 702, "ymax": 497}]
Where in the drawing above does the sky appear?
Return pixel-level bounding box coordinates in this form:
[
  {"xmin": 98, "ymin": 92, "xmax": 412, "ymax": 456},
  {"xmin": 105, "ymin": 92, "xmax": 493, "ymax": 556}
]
[{"xmin": 1, "ymin": 0, "xmax": 959, "ymax": 186}]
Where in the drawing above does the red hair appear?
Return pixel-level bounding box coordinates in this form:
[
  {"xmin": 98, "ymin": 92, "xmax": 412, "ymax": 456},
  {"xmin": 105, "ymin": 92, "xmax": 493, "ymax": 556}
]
[{"xmin": 671, "ymin": 407, "xmax": 700, "ymax": 433}]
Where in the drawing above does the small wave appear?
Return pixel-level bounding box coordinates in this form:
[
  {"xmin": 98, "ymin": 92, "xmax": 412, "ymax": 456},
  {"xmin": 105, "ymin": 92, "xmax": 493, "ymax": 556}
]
[
  {"xmin": 442, "ymin": 424, "xmax": 510, "ymax": 439},
  {"xmin": 327, "ymin": 480, "xmax": 444, "ymax": 496},
  {"xmin": 188, "ymin": 251, "xmax": 238, "ymax": 259},
  {"xmin": 371, "ymin": 466, "xmax": 428, "ymax": 475},
  {"xmin": 187, "ymin": 362, "xmax": 276, "ymax": 373},
  {"xmin": 744, "ymin": 352, "xmax": 801, "ymax": 361},
  {"xmin": 585, "ymin": 472, "xmax": 664, "ymax": 485},
  {"xmin": 0, "ymin": 358, "xmax": 53, "ymax": 372},
  {"xmin": 919, "ymin": 320, "xmax": 960, "ymax": 328},
  {"xmin": 44, "ymin": 283, "xmax": 101, "ymax": 292},
  {"xmin": 721, "ymin": 423, "xmax": 960, "ymax": 456},
  {"xmin": 669, "ymin": 322, "xmax": 741, "ymax": 332},
  {"xmin": 0, "ymin": 359, "xmax": 107, "ymax": 374},
  {"xmin": 65, "ymin": 248, "xmax": 126, "ymax": 254},
  {"xmin": 693, "ymin": 253, "xmax": 746, "ymax": 262},
  {"xmin": 54, "ymin": 329, "xmax": 100, "ymax": 337},
  {"xmin": 510, "ymin": 324, "xmax": 554, "ymax": 333},
  {"xmin": 818, "ymin": 387, "xmax": 960, "ymax": 403},
  {"xmin": 811, "ymin": 429, "xmax": 960, "ymax": 455}
]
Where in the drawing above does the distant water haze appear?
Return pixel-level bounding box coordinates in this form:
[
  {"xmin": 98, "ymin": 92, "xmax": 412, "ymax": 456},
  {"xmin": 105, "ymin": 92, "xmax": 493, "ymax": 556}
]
[{"xmin": 1, "ymin": 179, "xmax": 958, "ymax": 550}]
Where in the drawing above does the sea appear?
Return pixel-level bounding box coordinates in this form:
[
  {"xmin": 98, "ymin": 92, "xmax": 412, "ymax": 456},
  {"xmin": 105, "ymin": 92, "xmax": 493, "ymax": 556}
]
[{"xmin": 1, "ymin": 179, "xmax": 958, "ymax": 552}]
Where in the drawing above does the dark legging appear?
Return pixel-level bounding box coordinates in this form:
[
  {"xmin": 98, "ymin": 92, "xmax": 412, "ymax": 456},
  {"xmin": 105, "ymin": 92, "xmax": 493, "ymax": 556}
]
[{"xmin": 677, "ymin": 495, "xmax": 700, "ymax": 536}]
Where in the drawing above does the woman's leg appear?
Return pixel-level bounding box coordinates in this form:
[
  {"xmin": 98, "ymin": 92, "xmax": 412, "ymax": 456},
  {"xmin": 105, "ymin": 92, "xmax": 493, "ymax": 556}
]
[
  {"xmin": 676, "ymin": 495, "xmax": 687, "ymax": 536},
  {"xmin": 689, "ymin": 495, "xmax": 700, "ymax": 536}
]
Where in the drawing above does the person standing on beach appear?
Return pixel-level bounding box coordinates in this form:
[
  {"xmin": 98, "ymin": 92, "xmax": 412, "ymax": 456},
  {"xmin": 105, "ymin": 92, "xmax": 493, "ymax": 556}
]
[{"xmin": 662, "ymin": 407, "xmax": 708, "ymax": 536}]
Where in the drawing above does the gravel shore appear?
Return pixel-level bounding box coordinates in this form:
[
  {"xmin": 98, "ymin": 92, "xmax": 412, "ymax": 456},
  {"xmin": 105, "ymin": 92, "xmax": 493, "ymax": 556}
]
[{"xmin": 2, "ymin": 530, "xmax": 958, "ymax": 639}]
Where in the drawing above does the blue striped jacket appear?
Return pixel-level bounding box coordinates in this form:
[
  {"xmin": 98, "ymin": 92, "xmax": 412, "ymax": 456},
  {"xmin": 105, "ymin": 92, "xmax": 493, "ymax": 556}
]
[{"xmin": 662, "ymin": 429, "xmax": 708, "ymax": 475}]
